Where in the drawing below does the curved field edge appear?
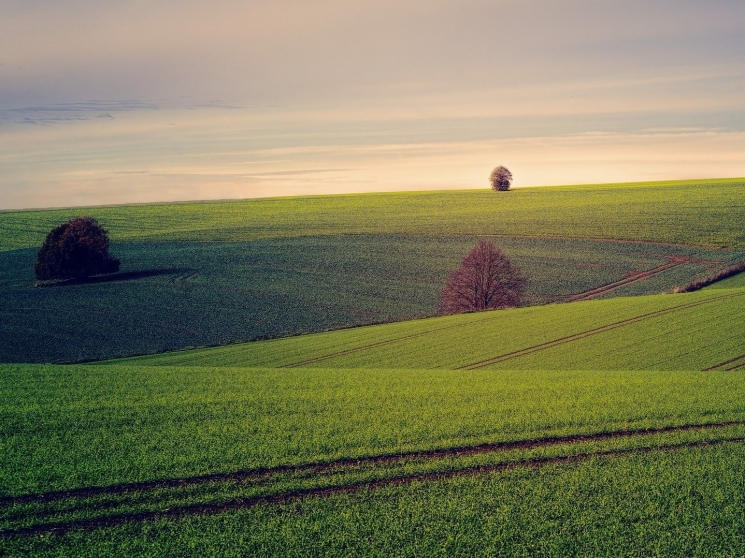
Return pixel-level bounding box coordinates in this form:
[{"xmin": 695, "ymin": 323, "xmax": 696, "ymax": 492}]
[
  {"xmin": 3, "ymin": 364, "xmax": 745, "ymax": 496},
  {"xmin": 3, "ymin": 443, "xmax": 745, "ymax": 557},
  {"xmin": 107, "ymin": 287, "xmax": 745, "ymax": 371},
  {"xmin": 2, "ymin": 178, "xmax": 745, "ymax": 252}
]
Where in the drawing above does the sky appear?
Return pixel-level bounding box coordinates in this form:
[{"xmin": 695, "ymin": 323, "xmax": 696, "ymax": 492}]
[{"xmin": 1, "ymin": 0, "xmax": 744, "ymax": 210}]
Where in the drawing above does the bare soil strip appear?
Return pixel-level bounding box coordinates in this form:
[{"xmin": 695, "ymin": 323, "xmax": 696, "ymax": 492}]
[
  {"xmin": 456, "ymin": 291, "xmax": 745, "ymax": 370},
  {"xmin": 2, "ymin": 434, "xmax": 744, "ymax": 538}
]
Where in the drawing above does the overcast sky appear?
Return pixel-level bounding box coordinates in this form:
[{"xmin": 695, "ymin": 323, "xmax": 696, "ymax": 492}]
[{"xmin": 1, "ymin": 0, "xmax": 744, "ymax": 209}]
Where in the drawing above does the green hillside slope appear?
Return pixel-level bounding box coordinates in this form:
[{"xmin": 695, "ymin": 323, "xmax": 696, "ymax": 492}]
[
  {"xmin": 112, "ymin": 287, "xmax": 745, "ymax": 371},
  {"xmin": 2, "ymin": 178, "xmax": 745, "ymax": 252},
  {"xmin": 3, "ymin": 179, "xmax": 745, "ymax": 364}
]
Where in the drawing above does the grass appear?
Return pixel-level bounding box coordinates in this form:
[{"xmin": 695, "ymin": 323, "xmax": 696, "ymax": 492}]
[
  {"xmin": 2, "ymin": 362, "xmax": 745, "ymax": 554},
  {"xmin": 112, "ymin": 287, "xmax": 745, "ymax": 371}
]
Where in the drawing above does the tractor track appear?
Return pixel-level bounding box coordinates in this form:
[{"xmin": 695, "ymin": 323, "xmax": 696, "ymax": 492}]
[
  {"xmin": 2, "ymin": 430, "xmax": 744, "ymax": 538},
  {"xmin": 456, "ymin": 290, "xmax": 745, "ymax": 370},
  {"xmin": 706, "ymin": 354, "xmax": 745, "ymax": 371},
  {"xmin": 281, "ymin": 312, "xmax": 507, "ymax": 368},
  {"xmin": 564, "ymin": 256, "xmax": 690, "ymax": 302},
  {"xmin": 0, "ymin": 420, "xmax": 745, "ymax": 537}
]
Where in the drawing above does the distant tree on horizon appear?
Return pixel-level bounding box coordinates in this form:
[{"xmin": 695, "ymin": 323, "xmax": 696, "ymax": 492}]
[
  {"xmin": 490, "ymin": 165, "xmax": 513, "ymax": 191},
  {"xmin": 35, "ymin": 217, "xmax": 120, "ymax": 281},
  {"xmin": 439, "ymin": 239, "xmax": 526, "ymax": 315}
]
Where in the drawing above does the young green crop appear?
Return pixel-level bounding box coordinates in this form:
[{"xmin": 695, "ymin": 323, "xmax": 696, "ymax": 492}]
[
  {"xmin": 3, "ymin": 443, "xmax": 745, "ymax": 557},
  {"xmin": 117, "ymin": 287, "xmax": 745, "ymax": 371},
  {"xmin": 4, "ymin": 363, "xmax": 745, "ymax": 497},
  {"xmin": 2, "ymin": 178, "xmax": 745, "ymax": 252},
  {"xmin": 5, "ymin": 236, "xmax": 735, "ymax": 363}
]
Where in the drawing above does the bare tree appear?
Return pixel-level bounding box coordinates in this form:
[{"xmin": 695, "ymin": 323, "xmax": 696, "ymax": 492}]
[
  {"xmin": 490, "ymin": 165, "xmax": 513, "ymax": 191},
  {"xmin": 438, "ymin": 239, "xmax": 526, "ymax": 315}
]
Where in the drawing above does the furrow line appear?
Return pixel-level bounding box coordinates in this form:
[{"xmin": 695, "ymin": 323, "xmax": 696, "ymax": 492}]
[{"xmin": 2, "ymin": 436, "xmax": 744, "ymax": 538}]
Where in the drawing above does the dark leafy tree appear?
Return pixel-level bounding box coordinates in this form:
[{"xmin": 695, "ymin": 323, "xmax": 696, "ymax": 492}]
[
  {"xmin": 439, "ymin": 239, "xmax": 526, "ymax": 315},
  {"xmin": 35, "ymin": 217, "xmax": 120, "ymax": 281},
  {"xmin": 490, "ymin": 165, "xmax": 513, "ymax": 191}
]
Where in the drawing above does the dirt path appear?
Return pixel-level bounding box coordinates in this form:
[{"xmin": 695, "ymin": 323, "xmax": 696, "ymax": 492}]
[{"xmin": 706, "ymin": 354, "xmax": 745, "ymax": 371}]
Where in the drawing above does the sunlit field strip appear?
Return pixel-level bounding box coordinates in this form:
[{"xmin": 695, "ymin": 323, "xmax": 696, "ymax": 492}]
[
  {"xmin": 2, "ymin": 178, "xmax": 745, "ymax": 252},
  {"xmin": 113, "ymin": 287, "xmax": 745, "ymax": 370}
]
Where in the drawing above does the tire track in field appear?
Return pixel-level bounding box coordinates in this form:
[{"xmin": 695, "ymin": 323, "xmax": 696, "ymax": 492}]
[
  {"xmin": 280, "ymin": 313, "xmax": 507, "ymax": 368},
  {"xmin": 2, "ymin": 432, "xmax": 744, "ymax": 538},
  {"xmin": 456, "ymin": 290, "xmax": 745, "ymax": 370},
  {"xmin": 705, "ymin": 355, "xmax": 745, "ymax": 371},
  {"xmin": 1, "ymin": 420, "xmax": 743, "ymax": 508},
  {"xmin": 564, "ymin": 256, "xmax": 690, "ymax": 302}
]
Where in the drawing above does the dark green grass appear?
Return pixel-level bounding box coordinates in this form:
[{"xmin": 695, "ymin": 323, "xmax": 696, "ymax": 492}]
[
  {"xmin": 4, "ymin": 363, "xmax": 745, "ymax": 496},
  {"xmin": 118, "ymin": 288, "xmax": 745, "ymax": 371},
  {"xmin": 2, "ymin": 178, "xmax": 745, "ymax": 252},
  {"xmin": 4, "ymin": 236, "xmax": 733, "ymax": 363},
  {"xmin": 3, "ymin": 443, "xmax": 745, "ymax": 557}
]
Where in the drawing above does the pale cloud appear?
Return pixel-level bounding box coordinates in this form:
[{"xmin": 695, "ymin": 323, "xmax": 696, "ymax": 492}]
[{"xmin": 0, "ymin": 0, "xmax": 744, "ymax": 208}]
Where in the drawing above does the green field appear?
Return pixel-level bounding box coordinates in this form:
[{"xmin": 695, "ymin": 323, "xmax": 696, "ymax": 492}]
[
  {"xmin": 2, "ymin": 178, "xmax": 745, "ymax": 251},
  {"xmin": 2, "ymin": 360, "xmax": 745, "ymax": 554},
  {"xmin": 110, "ymin": 287, "xmax": 745, "ymax": 371},
  {"xmin": 2, "ymin": 178, "xmax": 745, "ymax": 363},
  {"xmin": 3, "ymin": 180, "xmax": 745, "ymax": 555}
]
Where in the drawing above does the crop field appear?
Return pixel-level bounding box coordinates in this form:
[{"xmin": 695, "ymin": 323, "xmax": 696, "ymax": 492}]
[
  {"xmin": 2, "ymin": 236, "xmax": 740, "ymax": 363},
  {"xmin": 2, "ymin": 361, "xmax": 745, "ymax": 554},
  {"xmin": 112, "ymin": 287, "xmax": 745, "ymax": 372},
  {"xmin": 2, "ymin": 180, "xmax": 745, "ymax": 555},
  {"xmin": 2, "ymin": 178, "xmax": 745, "ymax": 252},
  {"xmin": 2, "ymin": 179, "xmax": 745, "ymax": 363}
]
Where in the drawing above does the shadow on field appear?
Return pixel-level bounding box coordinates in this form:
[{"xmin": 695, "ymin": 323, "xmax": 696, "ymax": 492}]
[{"xmin": 34, "ymin": 268, "xmax": 196, "ymax": 288}]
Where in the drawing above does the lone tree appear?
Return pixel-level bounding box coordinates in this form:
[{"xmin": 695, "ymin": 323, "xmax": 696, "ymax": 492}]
[
  {"xmin": 439, "ymin": 239, "xmax": 526, "ymax": 315},
  {"xmin": 35, "ymin": 217, "xmax": 120, "ymax": 281},
  {"xmin": 490, "ymin": 165, "xmax": 513, "ymax": 191}
]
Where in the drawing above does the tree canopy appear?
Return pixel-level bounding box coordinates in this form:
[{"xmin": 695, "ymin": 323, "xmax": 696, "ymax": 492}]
[
  {"xmin": 490, "ymin": 166, "xmax": 513, "ymax": 191},
  {"xmin": 35, "ymin": 217, "xmax": 120, "ymax": 281}
]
